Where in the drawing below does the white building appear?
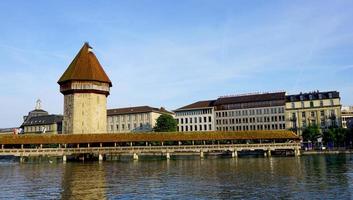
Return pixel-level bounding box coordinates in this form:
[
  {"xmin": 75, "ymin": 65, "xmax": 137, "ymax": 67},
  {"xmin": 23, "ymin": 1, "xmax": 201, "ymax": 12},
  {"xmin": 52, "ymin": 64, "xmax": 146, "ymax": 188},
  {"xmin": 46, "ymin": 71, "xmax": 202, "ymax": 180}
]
[
  {"xmin": 174, "ymin": 100, "xmax": 215, "ymax": 132},
  {"xmin": 107, "ymin": 106, "xmax": 174, "ymax": 133},
  {"xmin": 214, "ymin": 92, "xmax": 286, "ymax": 131}
]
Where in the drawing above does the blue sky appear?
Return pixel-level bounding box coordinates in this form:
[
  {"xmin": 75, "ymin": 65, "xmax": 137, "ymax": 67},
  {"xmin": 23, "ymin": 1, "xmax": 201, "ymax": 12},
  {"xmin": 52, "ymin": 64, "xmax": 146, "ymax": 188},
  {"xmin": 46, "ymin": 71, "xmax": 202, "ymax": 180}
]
[{"xmin": 0, "ymin": 1, "xmax": 353, "ymax": 127}]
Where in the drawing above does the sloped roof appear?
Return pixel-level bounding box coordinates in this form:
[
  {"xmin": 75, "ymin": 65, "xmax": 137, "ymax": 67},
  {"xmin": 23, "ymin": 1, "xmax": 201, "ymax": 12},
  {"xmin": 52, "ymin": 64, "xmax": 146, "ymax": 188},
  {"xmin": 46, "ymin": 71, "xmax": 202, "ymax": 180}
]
[
  {"xmin": 0, "ymin": 130, "xmax": 300, "ymax": 144},
  {"xmin": 175, "ymin": 100, "xmax": 216, "ymax": 111},
  {"xmin": 58, "ymin": 43, "xmax": 112, "ymax": 86},
  {"xmin": 286, "ymin": 91, "xmax": 340, "ymax": 102},
  {"xmin": 22, "ymin": 115, "xmax": 63, "ymax": 126},
  {"xmin": 214, "ymin": 92, "xmax": 286, "ymax": 105},
  {"xmin": 107, "ymin": 106, "xmax": 174, "ymax": 115}
]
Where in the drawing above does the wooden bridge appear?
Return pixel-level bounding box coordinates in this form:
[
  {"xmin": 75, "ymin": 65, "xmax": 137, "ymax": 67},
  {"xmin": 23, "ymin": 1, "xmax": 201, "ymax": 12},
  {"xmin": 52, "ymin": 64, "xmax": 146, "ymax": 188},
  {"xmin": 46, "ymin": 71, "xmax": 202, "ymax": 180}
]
[{"xmin": 0, "ymin": 130, "xmax": 301, "ymax": 161}]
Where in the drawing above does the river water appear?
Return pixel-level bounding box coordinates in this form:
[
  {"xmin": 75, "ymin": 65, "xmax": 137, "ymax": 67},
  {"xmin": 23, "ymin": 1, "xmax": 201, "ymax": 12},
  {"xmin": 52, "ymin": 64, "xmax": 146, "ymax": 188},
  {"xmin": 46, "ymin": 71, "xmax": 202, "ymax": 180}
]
[{"xmin": 0, "ymin": 155, "xmax": 352, "ymax": 199}]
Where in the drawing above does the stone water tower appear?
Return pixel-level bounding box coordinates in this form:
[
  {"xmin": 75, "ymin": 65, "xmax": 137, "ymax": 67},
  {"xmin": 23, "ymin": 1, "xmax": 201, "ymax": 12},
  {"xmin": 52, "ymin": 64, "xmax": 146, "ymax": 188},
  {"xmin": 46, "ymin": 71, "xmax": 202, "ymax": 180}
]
[{"xmin": 58, "ymin": 43, "xmax": 112, "ymax": 134}]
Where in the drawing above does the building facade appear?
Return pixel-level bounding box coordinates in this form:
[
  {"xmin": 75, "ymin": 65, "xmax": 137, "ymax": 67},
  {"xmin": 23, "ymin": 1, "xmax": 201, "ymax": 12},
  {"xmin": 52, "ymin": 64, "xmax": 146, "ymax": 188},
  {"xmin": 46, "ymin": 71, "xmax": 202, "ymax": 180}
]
[
  {"xmin": 285, "ymin": 91, "xmax": 341, "ymax": 136},
  {"xmin": 175, "ymin": 92, "xmax": 286, "ymax": 132},
  {"xmin": 342, "ymin": 106, "xmax": 353, "ymax": 128},
  {"xmin": 58, "ymin": 43, "xmax": 112, "ymax": 134},
  {"xmin": 174, "ymin": 100, "xmax": 215, "ymax": 132},
  {"xmin": 22, "ymin": 115, "xmax": 63, "ymax": 134},
  {"xmin": 214, "ymin": 92, "xmax": 286, "ymax": 131},
  {"xmin": 107, "ymin": 106, "xmax": 174, "ymax": 133},
  {"xmin": 21, "ymin": 99, "xmax": 63, "ymax": 134}
]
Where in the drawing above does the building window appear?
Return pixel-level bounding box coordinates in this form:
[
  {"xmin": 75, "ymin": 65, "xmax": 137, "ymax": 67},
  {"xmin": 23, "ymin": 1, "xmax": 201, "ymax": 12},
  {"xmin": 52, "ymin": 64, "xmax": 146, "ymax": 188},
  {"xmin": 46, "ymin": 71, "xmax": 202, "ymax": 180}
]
[
  {"xmin": 181, "ymin": 118, "xmax": 183, "ymax": 124},
  {"xmin": 320, "ymin": 100, "xmax": 323, "ymax": 107},
  {"xmin": 208, "ymin": 116, "xmax": 212, "ymax": 122},
  {"xmin": 310, "ymin": 101, "xmax": 314, "ymax": 108},
  {"xmin": 116, "ymin": 125, "xmax": 119, "ymax": 131},
  {"xmin": 301, "ymin": 102, "xmax": 304, "ymax": 108},
  {"xmin": 291, "ymin": 102, "xmax": 295, "ymax": 108},
  {"xmin": 330, "ymin": 99, "xmax": 334, "ymax": 106},
  {"xmin": 204, "ymin": 124, "xmax": 207, "ymax": 131},
  {"xmin": 185, "ymin": 118, "xmax": 188, "ymax": 124},
  {"xmin": 320, "ymin": 110, "xmax": 325, "ymax": 117},
  {"xmin": 302, "ymin": 112, "xmax": 306, "ymax": 118}
]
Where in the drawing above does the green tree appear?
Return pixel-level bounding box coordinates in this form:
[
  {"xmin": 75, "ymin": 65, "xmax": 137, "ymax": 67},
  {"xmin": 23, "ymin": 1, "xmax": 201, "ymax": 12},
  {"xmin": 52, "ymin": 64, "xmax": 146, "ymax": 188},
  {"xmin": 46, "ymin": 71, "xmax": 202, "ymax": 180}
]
[
  {"xmin": 302, "ymin": 124, "xmax": 321, "ymax": 142},
  {"xmin": 323, "ymin": 127, "xmax": 348, "ymax": 147},
  {"xmin": 153, "ymin": 114, "xmax": 177, "ymax": 132}
]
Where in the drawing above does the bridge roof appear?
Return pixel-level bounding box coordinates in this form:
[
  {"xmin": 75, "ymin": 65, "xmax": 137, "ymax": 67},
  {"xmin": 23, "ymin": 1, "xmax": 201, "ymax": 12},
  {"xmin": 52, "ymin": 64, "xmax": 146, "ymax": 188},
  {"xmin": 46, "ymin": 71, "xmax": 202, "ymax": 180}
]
[{"xmin": 0, "ymin": 130, "xmax": 299, "ymax": 145}]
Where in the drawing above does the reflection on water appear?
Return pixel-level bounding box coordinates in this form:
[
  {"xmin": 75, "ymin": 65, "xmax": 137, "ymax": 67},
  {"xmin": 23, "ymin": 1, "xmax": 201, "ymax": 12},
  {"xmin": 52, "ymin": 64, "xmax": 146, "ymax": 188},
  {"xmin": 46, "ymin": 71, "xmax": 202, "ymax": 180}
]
[
  {"xmin": 61, "ymin": 163, "xmax": 106, "ymax": 200},
  {"xmin": 0, "ymin": 155, "xmax": 352, "ymax": 199}
]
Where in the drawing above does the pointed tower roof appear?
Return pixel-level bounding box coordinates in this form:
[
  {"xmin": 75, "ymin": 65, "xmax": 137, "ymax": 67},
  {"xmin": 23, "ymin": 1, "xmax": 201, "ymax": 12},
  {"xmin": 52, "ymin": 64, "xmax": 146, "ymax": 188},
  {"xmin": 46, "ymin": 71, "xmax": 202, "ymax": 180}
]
[{"xmin": 58, "ymin": 42, "xmax": 112, "ymax": 86}]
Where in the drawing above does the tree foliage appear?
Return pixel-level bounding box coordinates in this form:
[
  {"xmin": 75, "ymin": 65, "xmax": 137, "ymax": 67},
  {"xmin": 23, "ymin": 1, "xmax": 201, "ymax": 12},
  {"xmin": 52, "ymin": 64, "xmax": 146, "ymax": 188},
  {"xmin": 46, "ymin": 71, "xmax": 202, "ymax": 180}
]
[
  {"xmin": 323, "ymin": 127, "xmax": 348, "ymax": 147},
  {"xmin": 153, "ymin": 114, "xmax": 177, "ymax": 132},
  {"xmin": 302, "ymin": 124, "xmax": 321, "ymax": 142}
]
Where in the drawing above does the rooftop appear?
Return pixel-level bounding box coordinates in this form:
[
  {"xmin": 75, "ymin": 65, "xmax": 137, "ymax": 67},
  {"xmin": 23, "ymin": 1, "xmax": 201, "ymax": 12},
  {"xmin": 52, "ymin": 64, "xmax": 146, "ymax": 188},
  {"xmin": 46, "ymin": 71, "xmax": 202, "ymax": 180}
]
[
  {"xmin": 286, "ymin": 91, "xmax": 340, "ymax": 102},
  {"xmin": 22, "ymin": 115, "xmax": 63, "ymax": 126},
  {"xmin": 107, "ymin": 106, "xmax": 173, "ymax": 115},
  {"xmin": 214, "ymin": 92, "xmax": 286, "ymax": 106},
  {"xmin": 58, "ymin": 42, "xmax": 112, "ymax": 86},
  {"xmin": 175, "ymin": 100, "xmax": 216, "ymax": 111}
]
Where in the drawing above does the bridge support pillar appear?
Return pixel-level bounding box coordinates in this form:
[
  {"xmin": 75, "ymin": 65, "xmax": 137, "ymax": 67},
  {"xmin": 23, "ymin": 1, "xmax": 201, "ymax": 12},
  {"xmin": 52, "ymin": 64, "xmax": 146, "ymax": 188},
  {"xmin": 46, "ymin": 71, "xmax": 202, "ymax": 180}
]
[
  {"xmin": 133, "ymin": 153, "xmax": 139, "ymax": 160},
  {"xmin": 166, "ymin": 152, "xmax": 170, "ymax": 159},
  {"xmin": 232, "ymin": 150, "xmax": 238, "ymax": 158},
  {"xmin": 200, "ymin": 151, "xmax": 204, "ymax": 159},
  {"xmin": 63, "ymin": 155, "xmax": 67, "ymax": 163},
  {"xmin": 295, "ymin": 148, "xmax": 301, "ymax": 157},
  {"xmin": 267, "ymin": 149, "xmax": 272, "ymax": 157},
  {"xmin": 99, "ymin": 154, "xmax": 103, "ymax": 162},
  {"xmin": 114, "ymin": 143, "xmax": 117, "ymax": 147}
]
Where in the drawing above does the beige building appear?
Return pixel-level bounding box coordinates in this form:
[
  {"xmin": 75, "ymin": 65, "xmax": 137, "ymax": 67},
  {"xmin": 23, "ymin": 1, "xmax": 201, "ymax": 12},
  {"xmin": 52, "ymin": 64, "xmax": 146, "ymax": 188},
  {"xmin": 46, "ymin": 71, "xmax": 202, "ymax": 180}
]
[
  {"xmin": 22, "ymin": 115, "xmax": 63, "ymax": 134},
  {"xmin": 342, "ymin": 106, "xmax": 353, "ymax": 128},
  {"xmin": 58, "ymin": 43, "xmax": 112, "ymax": 134},
  {"xmin": 174, "ymin": 100, "xmax": 215, "ymax": 132},
  {"xmin": 107, "ymin": 106, "xmax": 174, "ymax": 133},
  {"xmin": 21, "ymin": 99, "xmax": 62, "ymax": 134},
  {"xmin": 286, "ymin": 91, "xmax": 341, "ymax": 136}
]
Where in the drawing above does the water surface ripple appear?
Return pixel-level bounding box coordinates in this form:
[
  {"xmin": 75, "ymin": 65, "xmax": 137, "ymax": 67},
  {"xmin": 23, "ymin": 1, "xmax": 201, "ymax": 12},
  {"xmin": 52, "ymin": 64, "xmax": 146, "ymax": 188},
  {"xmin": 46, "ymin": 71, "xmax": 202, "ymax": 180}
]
[{"xmin": 0, "ymin": 155, "xmax": 352, "ymax": 199}]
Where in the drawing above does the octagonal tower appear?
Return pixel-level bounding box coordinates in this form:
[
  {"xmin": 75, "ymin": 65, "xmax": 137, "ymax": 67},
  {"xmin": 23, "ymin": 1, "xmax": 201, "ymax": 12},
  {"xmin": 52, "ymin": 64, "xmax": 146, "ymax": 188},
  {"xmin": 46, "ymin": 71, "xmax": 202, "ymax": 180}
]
[{"xmin": 58, "ymin": 43, "xmax": 112, "ymax": 134}]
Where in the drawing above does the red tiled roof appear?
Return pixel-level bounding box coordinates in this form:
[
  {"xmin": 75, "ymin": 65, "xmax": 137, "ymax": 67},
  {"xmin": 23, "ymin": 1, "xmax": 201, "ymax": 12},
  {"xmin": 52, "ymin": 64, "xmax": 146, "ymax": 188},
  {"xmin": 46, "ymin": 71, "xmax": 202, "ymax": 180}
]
[{"xmin": 58, "ymin": 43, "xmax": 112, "ymax": 86}]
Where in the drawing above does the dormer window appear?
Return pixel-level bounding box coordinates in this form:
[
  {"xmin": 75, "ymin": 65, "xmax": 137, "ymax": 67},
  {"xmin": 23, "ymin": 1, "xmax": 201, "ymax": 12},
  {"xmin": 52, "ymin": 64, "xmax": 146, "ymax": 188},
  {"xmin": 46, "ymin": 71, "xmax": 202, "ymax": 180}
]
[
  {"xmin": 300, "ymin": 95, "xmax": 304, "ymax": 101},
  {"xmin": 329, "ymin": 93, "xmax": 333, "ymax": 98},
  {"xmin": 319, "ymin": 94, "xmax": 323, "ymax": 99},
  {"xmin": 309, "ymin": 95, "xmax": 313, "ymax": 100}
]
